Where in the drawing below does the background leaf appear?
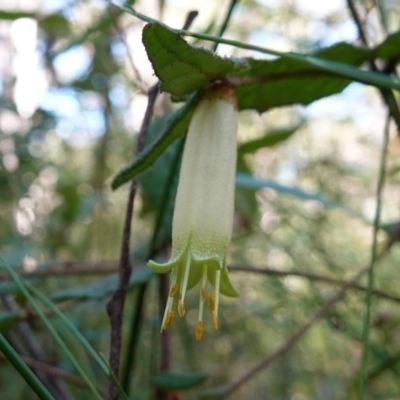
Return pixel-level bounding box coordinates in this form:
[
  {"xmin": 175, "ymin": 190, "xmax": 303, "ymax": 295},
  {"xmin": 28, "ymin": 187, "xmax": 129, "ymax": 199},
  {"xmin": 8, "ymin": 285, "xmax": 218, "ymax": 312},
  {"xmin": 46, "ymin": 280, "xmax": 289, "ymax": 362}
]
[{"xmin": 151, "ymin": 372, "xmax": 208, "ymax": 390}]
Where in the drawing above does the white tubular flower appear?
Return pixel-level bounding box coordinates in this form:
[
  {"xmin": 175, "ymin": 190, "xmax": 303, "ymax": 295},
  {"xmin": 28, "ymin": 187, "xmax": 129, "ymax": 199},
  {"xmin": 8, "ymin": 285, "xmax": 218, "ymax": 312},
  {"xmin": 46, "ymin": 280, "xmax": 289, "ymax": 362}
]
[{"xmin": 148, "ymin": 86, "xmax": 239, "ymax": 340}]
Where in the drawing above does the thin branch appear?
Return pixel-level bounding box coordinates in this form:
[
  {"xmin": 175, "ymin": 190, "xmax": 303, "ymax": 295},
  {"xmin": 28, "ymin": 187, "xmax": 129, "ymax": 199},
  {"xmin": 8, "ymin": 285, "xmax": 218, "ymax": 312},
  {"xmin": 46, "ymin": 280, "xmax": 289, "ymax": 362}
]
[
  {"xmin": 228, "ymin": 266, "xmax": 400, "ymax": 304},
  {"xmin": 109, "ymin": 7, "xmax": 148, "ymax": 93},
  {"xmin": 213, "ymin": 0, "xmax": 238, "ymax": 51},
  {"xmin": 106, "ymin": 84, "xmax": 159, "ymax": 400},
  {"xmin": 7, "ymin": 261, "xmax": 400, "ymax": 304},
  {"xmin": 357, "ymin": 112, "xmax": 390, "ymax": 400},
  {"xmin": 0, "ymin": 352, "xmax": 107, "ymax": 397},
  {"xmin": 346, "ymin": 0, "xmax": 400, "ymax": 131},
  {"xmin": 217, "ymin": 267, "xmax": 368, "ymax": 399}
]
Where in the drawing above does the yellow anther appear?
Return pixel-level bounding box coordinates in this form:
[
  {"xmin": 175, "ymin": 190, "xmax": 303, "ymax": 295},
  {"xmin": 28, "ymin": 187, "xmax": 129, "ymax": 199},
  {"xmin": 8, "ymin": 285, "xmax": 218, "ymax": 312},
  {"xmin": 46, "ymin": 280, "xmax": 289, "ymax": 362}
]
[
  {"xmin": 177, "ymin": 300, "xmax": 185, "ymax": 317},
  {"xmin": 208, "ymin": 294, "xmax": 215, "ymax": 313},
  {"xmin": 195, "ymin": 321, "xmax": 204, "ymax": 341},
  {"xmin": 169, "ymin": 284, "xmax": 178, "ymax": 297},
  {"xmin": 163, "ymin": 311, "xmax": 175, "ymax": 330},
  {"xmin": 212, "ymin": 311, "xmax": 219, "ymax": 330},
  {"xmin": 200, "ymin": 287, "xmax": 206, "ymax": 302}
]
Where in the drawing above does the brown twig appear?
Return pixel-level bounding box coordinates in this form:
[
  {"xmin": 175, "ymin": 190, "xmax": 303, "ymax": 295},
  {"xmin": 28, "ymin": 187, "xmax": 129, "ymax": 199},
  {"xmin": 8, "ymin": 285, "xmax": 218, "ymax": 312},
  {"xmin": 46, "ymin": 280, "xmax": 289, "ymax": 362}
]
[
  {"xmin": 228, "ymin": 265, "xmax": 400, "ymax": 304},
  {"xmin": 7, "ymin": 261, "xmax": 400, "ymax": 304},
  {"xmin": 0, "ymin": 352, "xmax": 107, "ymax": 397},
  {"xmin": 106, "ymin": 84, "xmax": 159, "ymax": 400}
]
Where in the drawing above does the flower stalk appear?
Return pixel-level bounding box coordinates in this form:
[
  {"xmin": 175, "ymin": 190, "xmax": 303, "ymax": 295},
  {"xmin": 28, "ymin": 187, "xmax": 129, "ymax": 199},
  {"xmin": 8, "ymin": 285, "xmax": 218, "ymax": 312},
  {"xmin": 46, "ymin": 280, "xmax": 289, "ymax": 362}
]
[{"xmin": 148, "ymin": 85, "xmax": 239, "ymax": 340}]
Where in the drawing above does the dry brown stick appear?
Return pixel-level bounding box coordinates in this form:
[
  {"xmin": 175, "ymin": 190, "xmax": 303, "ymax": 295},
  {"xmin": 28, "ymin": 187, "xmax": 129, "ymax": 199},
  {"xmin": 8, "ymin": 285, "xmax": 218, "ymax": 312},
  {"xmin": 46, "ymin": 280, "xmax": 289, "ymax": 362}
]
[
  {"xmin": 106, "ymin": 84, "xmax": 159, "ymax": 400},
  {"xmin": 0, "ymin": 352, "xmax": 107, "ymax": 397}
]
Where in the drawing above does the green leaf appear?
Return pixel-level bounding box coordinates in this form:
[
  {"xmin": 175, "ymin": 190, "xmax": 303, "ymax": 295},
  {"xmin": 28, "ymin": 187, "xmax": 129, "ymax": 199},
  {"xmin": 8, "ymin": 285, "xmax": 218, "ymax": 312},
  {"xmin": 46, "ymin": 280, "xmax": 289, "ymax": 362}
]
[
  {"xmin": 151, "ymin": 372, "xmax": 208, "ymax": 390},
  {"xmin": 142, "ymin": 23, "xmax": 241, "ymax": 97},
  {"xmin": 51, "ymin": 267, "xmax": 153, "ymax": 301},
  {"xmin": 236, "ymin": 173, "xmax": 339, "ymax": 208},
  {"xmin": 0, "ymin": 281, "xmax": 21, "ymax": 296},
  {"xmin": 139, "ymin": 114, "xmax": 179, "ymax": 215},
  {"xmin": 233, "ymin": 43, "xmax": 369, "ymax": 112},
  {"xmin": 200, "ymin": 384, "xmax": 231, "ymax": 398},
  {"xmin": 52, "ymin": 16, "xmax": 114, "ymax": 57},
  {"xmin": 0, "ymin": 11, "xmax": 35, "ymax": 20},
  {"xmin": 39, "ymin": 14, "xmax": 70, "ymax": 36},
  {"xmin": 238, "ymin": 127, "xmax": 300, "ymax": 155},
  {"xmin": 141, "ymin": 21, "xmax": 400, "ymax": 103},
  {"xmin": 0, "ymin": 334, "xmax": 56, "ymax": 400},
  {"xmin": 0, "ymin": 312, "xmax": 21, "ymax": 332},
  {"xmin": 375, "ymin": 31, "xmax": 400, "ymax": 60},
  {"xmin": 111, "ymin": 92, "xmax": 200, "ymax": 190}
]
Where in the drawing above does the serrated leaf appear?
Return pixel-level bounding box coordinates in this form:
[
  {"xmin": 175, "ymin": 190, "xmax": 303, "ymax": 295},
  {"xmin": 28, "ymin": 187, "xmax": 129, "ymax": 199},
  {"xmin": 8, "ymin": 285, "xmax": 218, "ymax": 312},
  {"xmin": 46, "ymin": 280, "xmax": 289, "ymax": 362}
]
[
  {"xmin": 111, "ymin": 92, "xmax": 200, "ymax": 190},
  {"xmin": 142, "ymin": 24, "xmax": 242, "ymax": 97},
  {"xmin": 0, "ymin": 312, "xmax": 21, "ymax": 332},
  {"xmin": 141, "ymin": 22, "xmax": 400, "ymax": 106},
  {"xmin": 236, "ymin": 173, "xmax": 339, "ymax": 208},
  {"xmin": 238, "ymin": 127, "xmax": 299, "ymax": 155},
  {"xmin": 151, "ymin": 372, "xmax": 208, "ymax": 390},
  {"xmin": 51, "ymin": 267, "xmax": 153, "ymax": 301},
  {"xmin": 233, "ymin": 43, "xmax": 370, "ymax": 112}
]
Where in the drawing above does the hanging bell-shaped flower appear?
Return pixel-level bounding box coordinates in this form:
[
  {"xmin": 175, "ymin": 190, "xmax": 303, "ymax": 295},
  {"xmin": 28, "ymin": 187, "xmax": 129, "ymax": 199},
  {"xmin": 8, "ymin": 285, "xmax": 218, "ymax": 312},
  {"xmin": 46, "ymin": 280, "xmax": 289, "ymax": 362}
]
[{"xmin": 148, "ymin": 85, "xmax": 239, "ymax": 340}]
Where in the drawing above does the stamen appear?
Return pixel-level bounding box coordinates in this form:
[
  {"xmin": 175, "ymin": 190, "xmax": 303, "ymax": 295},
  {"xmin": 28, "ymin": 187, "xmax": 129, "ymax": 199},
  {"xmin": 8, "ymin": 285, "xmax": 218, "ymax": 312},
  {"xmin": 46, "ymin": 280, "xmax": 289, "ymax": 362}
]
[
  {"xmin": 180, "ymin": 255, "xmax": 191, "ymax": 304},
  {"xmin": 164, "ymin": 311, "xmax": 175, "ymax": 330},
  {"xmin": 161, "ymin": 272, "xmax": 178, "ymax": 331},
  {"xmin": 169, "ymin": 284, "xmax": 178, "ymax": 297},
  {"xmin": 214, "ymin": 270, "xmax": 221, "ymax": 317},
  {"xmin": 161, "ymin": 295, "xmax": 175, "ymax": 332},
  {"xmin": 195, "ymin": 321, "xmax": 204, "ymax": 341},
  {"xmin": 177, "ymin": 299, "xmax": 185, "ymax": 317},
  {"xmin": 208, "ymin": 294, "xmax": 215, "ymax": 314},
  {"xmin": 177, "ymin": 256, "xmax": 191, "ymax": 317},
  {"xmin": 197, "ymin": 265, "xmax": 207, "ymax": 320},
  {"xmin": 200, "ymin": 265, "xmax": 208, "ymax": 302},
  {"xmin": 212, "ymin": 311, "xmax": 219, "ymax": 330},
  {"xmin": 209, "ymin": 271, "xmax": 220, "ymax": 331}
]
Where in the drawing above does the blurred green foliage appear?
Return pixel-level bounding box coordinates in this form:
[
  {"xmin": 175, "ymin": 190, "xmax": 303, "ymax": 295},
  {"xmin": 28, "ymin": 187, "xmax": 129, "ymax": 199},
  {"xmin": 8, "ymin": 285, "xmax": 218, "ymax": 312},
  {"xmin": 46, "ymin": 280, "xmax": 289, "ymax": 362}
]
[{"xmin": 1, "ymin": 0, "xmax": 400, "ymax": 399}]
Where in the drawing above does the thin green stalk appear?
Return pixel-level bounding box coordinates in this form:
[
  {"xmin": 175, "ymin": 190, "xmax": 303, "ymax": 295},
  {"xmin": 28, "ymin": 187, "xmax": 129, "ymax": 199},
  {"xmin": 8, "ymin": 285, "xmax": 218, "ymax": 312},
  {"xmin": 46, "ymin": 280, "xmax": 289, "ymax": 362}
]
[
  {"xmin": 357, "ymin": 113, "xmax": 390, "ymax": 400},
  {"xmin": 375, "ymin": 0, "xmax": 389, "ymax": 34},
  {"xmin": 213, "ymin": 0, "xmax": 238, "ymax": 51},
  {"xmin": 25, "ymin": 282, "xmax": 109, "ymax": 376},
  {"xmin": 113, "ymin": 3, "xmax": 400, "ymax": 92},
  {"xmin": 0, "ymin": 255, "xmax": 104, "ymax": 400},
  {"xmin": 120, "ymin": 137, "xmax": 185, "ymax": 394},
  {"xmin": 0, "ymin": 334, "xmax": 56, "ymax": 400}
]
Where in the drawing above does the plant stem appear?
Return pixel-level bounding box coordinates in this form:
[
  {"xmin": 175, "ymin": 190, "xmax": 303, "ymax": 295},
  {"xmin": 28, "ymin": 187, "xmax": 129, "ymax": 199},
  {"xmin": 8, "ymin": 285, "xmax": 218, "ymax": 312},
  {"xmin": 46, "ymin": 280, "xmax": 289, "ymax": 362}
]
[
  {"xmin": 106, "ymin": 84, "xmax": 159, "ymax": 400},
  {"xmin": 357, "ymin": 113, "xmax": 390, "ymax": 400}
]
